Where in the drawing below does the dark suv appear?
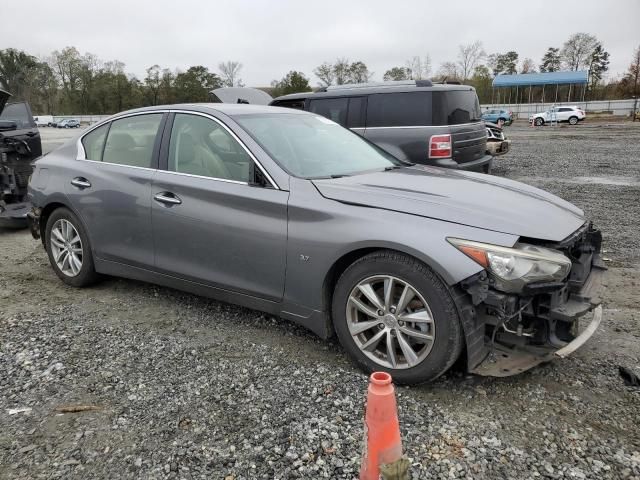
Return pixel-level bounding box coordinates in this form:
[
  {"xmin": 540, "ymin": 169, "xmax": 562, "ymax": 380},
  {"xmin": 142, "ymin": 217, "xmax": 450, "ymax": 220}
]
[
  {"xmin": 0, "ymin": 89, "xmax": 42, "ymax": 227},
  {"xmin": 270, "ymin": 80, "xmax": 492, "ymax": 172}
]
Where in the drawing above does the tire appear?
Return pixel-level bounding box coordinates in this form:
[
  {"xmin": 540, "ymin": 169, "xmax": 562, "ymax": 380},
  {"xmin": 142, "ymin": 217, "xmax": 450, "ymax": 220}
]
[
  {"xmin": 534, "ymin": 117, "xmax": 544, "ymax": 126},
  {"xmin": 569, "ymin": 116, "xmax": 578, "ymax": 125},
  {"xmin": 45, "ymin": 207, "xmax": 100, "ymax": 287},
  {"xmin": 332, "ymin": 250, "xmax": 464, "ymax": 385},
  {"xmin": 497, "ymin": 118, "xmax": 506, "ymax": 127}
]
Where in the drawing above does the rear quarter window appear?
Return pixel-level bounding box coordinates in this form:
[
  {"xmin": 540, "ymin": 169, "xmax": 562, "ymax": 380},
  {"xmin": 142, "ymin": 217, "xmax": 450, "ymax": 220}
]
[
  {"xmin": 432, "ymin": 90, "xmax": 482, "ymax": 126},
  {"xmin": 82, "ymin": 123, "xmax": 109, "ymax": 161},
  {"xmin": 308, "ymin": 98, "xmax": 348, "ymax": 126},
  {"xmin": 366, "ymin": 92, "xmax": 432, "ymax": 127}
]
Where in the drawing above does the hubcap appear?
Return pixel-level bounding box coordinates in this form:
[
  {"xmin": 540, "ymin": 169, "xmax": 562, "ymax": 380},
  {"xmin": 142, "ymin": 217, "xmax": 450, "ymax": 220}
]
[
  {"xmin": 346, "ymin": 275, "xmax": 435, "ymax": 370},
  {"xmin": 50, "ymin": 219, "xmax": 83, "ymax": 277}
]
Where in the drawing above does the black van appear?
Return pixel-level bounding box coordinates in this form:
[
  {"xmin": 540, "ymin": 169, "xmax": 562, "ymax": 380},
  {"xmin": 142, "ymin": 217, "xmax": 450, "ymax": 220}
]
[
  {"xmin": 0, "ymin": 90, "xmax": 42, "ymax": 227},
  {"xmin": 270, "ymin": 80, "xmax": 493, "ymax": 172}
]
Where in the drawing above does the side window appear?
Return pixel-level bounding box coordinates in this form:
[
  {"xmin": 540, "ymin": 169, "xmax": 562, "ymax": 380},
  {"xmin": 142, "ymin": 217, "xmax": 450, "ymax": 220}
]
[
  {"xmin": 308, "ymin": 98, "xmax": 348, "ymax": 126},
  {"xmin": 168, "ymin": 113, "xmax": 253, "ymax": 183},
  {"xmin": 347, "ymin": 97, "xmax": 366, "ymax": 128},
  {"xmin": 272, "ymin": 99, "xmax": 306, "ymax": 110},
  {"xmin": 367, "ymin": 92, "xmax": 432, "ymax": 127},
  {"xmin": 81, "ymin": 123, "xmax": 109, "ymax": 161},
  {"xmin": 559, "ymin": 107, "xmax": 572, "ymax": 112},
  {"xmin": 103, "ymin": 114, "xmax": 163, "ymax": 168}
]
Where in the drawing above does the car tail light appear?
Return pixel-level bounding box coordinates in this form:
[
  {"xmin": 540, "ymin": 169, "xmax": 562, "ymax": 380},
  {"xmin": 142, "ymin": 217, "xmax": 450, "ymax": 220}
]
[{"xmin": 429, "ymin": 134, "xmax": 452, "ymax": 159}]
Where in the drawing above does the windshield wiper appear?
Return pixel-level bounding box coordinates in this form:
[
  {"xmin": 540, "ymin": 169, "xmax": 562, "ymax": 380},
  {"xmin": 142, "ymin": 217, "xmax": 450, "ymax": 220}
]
[{"xmin": 383, "ymin": 165, "xmax": 403, "ymax": 171}]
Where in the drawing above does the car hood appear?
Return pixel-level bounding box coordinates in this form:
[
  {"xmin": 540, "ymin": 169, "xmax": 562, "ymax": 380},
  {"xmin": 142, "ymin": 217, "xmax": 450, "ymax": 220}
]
[
  {"xmin": 312, "ymin": 166, "xmax": 585, "ymax": 242},
  {"xmin": 0, "ymin": 89, "xmax": 11, "ymax": 115}
]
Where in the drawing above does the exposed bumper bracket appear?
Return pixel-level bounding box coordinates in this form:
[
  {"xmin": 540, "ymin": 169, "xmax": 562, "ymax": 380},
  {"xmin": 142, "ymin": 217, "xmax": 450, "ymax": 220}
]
[{"xmin": 471, "ymin": 305, "xmax": 603, "ymax": 377}]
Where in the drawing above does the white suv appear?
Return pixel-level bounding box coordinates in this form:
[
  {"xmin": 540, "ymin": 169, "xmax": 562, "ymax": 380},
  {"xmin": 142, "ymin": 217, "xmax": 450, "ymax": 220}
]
[{"xmin": 529, "ymin": 106, "xmax": 586, "ymax": 126}]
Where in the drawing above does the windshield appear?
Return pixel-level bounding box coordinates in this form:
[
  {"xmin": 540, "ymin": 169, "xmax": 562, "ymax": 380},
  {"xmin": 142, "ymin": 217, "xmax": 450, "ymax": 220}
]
[
  {"xmin": 0, "ymin": 102, "xmax": 35, "ymax": 129},
  {"xmin": 235, "ymin": 113, "xmax": 403, "ymax": 178}
]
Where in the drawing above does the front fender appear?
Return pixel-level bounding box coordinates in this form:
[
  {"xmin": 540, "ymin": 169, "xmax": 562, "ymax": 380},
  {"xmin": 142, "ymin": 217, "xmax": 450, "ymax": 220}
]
[{"xmin": 283, "ymin": 178, "xmax": 518, "ymax": 313}]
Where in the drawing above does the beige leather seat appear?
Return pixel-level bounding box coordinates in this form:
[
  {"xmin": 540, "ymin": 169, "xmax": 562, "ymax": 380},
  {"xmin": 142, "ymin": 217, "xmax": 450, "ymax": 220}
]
[{"xmin": 174, "ymin": 132, "xmax": 230, "ymax": 179}]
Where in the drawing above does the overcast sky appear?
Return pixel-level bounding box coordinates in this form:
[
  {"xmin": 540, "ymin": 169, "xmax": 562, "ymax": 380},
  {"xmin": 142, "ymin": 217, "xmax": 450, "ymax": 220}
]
[{"xmin": 2, "ymin": 0, "xmax": 638, "ymax": 86}]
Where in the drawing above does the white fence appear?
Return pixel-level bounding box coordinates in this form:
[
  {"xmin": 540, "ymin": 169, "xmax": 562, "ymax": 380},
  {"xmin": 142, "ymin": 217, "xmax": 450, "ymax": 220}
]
[
  {"xmin": 481, "ymin": 98, "xmax": 638, "ymax": 119},
  {"xmin": 33, "ymin": 114, "xmax": 111, "ymax": 124},
  {"xmin": 40, "ymin": 98, "xmax": 639, "ymax": 123}
]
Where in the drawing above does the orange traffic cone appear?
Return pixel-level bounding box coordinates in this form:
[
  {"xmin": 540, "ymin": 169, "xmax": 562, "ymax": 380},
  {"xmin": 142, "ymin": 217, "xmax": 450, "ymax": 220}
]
[{"xmin": 359, "ymin": 372, "xmax": 404, "ymax": 480}]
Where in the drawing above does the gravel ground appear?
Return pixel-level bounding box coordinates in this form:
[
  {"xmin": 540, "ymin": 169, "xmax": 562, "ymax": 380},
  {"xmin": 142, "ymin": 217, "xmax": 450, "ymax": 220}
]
[{"xmin": 1, "ymin": 123, "xmax": 639, "ymax": 479}]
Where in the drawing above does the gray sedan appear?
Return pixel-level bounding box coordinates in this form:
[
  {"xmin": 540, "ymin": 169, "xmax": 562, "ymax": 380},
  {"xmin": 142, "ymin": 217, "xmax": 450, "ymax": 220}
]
[{"xmin": 27, "ymin": 104, "xmax": 605, "ymax": 384}]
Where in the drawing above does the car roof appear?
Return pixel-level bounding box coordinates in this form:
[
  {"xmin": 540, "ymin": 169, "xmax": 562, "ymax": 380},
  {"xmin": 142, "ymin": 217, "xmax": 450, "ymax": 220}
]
[
  {"xmin": 272, "ymin": 83, "xmax": 475, "ymax": 102},
  {"xmin": 108, "ymin": 103, "xmax": 310, "ymax": 119}
]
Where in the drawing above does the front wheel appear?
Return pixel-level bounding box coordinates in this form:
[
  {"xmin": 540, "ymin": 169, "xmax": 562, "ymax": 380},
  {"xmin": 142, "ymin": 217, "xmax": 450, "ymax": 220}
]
[
  {"xmin": 534, "ymin": 117, "xmax": 544, "ymax": 126},
  {"xmin": 569, "ymin": 116, "xmax": 578, "ymax": 125},
  {"xmin": 497, "ymin": 118, "xmax": 506, "ymax": 127},
  {"xmin": 45, "ymin": 207, "xmax": 100, "ymax": 287},
  {"xmin": 332, "ymin": 251, "xmax": 464, "ymax": 385}
]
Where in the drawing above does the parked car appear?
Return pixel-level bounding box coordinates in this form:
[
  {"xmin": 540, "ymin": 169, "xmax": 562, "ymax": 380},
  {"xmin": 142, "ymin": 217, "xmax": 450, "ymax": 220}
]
[
  {"xmin": 529, "ymin": 106, "xmax": 586, "ymax": 126},
  {"xmin": 57, "ymin": 119, "xmax": 81, "ymax": 128},
  {"xmin": 28, "ymin": 104, "xmax": 604, "ymax": 384},
  {"xmin": 485, "ymin": 122, "xmax": 511, "ymax": 156},
  {"xmin": 0, "ymin": 89, "xmax": 42, "ymax": 227},
  {"xmin": 270, "ymin": 80, "xmax": 495, "ymax": 173},
  {"xmin": 482, "ymin": 108, "xmax": 513, "ymax": 126},
  {"xmin": 34, "ymin": 115, "xmax": 54, "ymax": 127}
]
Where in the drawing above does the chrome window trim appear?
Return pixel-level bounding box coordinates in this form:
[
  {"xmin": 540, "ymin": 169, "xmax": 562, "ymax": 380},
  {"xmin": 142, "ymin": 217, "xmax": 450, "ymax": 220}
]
[
  {"xmin": 79, "ymin": 158, "xmax": 159, "ymax": 172},
  {"xmin": 76, "ymin": 110, "xmax": 169, "ymax": 162},
  {"xmin": 75, "ymin": 108, "xmax": 280, "ymax": 190},
  {"xmin": 155, "ymin": 169, "xmax": 248, "ymax": 186},
  {"xmin": 168, "ymin": 109, "xmax": 279, "ymax": 190}
]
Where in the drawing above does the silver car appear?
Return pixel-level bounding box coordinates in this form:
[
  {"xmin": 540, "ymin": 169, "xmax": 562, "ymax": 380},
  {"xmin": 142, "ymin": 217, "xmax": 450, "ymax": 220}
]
[{"xmin": 27, "ymin": 104, "xmax": 605, "ymax": 384}]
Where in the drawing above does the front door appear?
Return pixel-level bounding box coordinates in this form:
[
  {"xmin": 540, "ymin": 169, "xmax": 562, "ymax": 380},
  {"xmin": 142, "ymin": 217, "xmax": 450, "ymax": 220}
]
[
  {"xmin": 65, "ymin": 113, "xmax": 165, "ymax": 268},
  {"xmin": 151, "ymin": 112, "xmax": 288, "ymax": 301}
]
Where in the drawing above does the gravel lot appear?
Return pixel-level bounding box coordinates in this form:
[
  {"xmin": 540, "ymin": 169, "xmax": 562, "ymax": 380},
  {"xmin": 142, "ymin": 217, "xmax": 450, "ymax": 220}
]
[{"xmin": 1, "ymin": 123, "xmax": 639, "ymax": 479}]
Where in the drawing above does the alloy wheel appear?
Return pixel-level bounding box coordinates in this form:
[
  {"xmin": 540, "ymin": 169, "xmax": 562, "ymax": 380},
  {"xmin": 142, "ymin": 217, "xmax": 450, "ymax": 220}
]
[
  {"xmin": 50, "ymin": 219, "xmax": 83, "ymax": 277},
  {"xmin": 346, "ymin": 275, "xmax": 435, "ymax": 370}
]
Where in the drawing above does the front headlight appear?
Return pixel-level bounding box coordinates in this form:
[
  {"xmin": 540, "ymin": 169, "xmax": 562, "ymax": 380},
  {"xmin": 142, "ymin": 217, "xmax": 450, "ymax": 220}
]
[{"xmin": 448, "ymin": 238, "xmax": 572, "ymax": 292}]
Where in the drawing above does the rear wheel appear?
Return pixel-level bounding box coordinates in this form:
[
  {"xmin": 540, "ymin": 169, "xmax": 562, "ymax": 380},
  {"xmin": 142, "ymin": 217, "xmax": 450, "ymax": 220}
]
[
  {"xmin": 497, "ymin": 118, "xmax": 506, "ymax": 127},
  {"xmin": 569, "ymin": 116, "xmax": 578, "ymax": 125},
  {"xmin": 45, "ymin": 207, "xmax": 100, "ymax": 287},
  {"xmin": 332, "ymin": 251, "xmax": 463, "ymax": 385},
  {"xmin": 534, "ymin": 117, "xmax": 544, "ymax": 126}
]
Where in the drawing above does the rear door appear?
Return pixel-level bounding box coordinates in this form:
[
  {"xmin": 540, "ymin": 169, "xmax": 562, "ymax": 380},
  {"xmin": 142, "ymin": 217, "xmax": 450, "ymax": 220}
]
[
  {"xmin": 557, "ymin": 107, "xmax": 572, "ymax": 121},
  {"xmin": 151, "ymin": 111, "xmax": 288, "ymax": 301},
  {"xmin": 66, "ymin": 113, "xmax": 165, "ymax": 267}
]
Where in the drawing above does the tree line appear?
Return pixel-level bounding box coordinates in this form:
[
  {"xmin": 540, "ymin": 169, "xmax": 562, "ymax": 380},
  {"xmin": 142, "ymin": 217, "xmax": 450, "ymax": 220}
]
[{"xmin": 1, "ymin": 33, "xmax": 639, "ymax": 115}]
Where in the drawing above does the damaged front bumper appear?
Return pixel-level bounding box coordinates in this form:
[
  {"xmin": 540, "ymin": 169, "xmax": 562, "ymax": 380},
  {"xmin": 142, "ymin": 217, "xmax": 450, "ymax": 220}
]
[
  {"xmin": 27, "ymin": 206, "xmax": 41, "ymax": 239},
  {"xmin": 485, "ymin": 123, "xmax": 511, "ymax": 157},
  {"xmin": 460, "ymin": 223, "xmax": 606, "ymax": 377}
]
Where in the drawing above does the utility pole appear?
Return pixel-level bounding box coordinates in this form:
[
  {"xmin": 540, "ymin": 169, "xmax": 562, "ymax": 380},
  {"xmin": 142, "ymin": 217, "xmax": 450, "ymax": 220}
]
[{"xmin": 633, "ymin": 48, "xmax": 640, "ymax": 122}]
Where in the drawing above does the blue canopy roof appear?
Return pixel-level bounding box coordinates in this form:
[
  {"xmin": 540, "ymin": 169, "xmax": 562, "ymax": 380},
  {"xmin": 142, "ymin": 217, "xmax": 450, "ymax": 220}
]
[{"xmin": 492, "ymin": 71, "xmax": 588, "ymax": 87}]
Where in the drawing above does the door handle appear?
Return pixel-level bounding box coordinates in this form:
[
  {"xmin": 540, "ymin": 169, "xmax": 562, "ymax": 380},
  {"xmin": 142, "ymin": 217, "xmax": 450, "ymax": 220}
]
[
  {"xmin": 71, "ymin": 177, "xmax": 91, "ymax": 189},
  {"xmin": 154, "ymin": 192, "xmax": 182, "ymax": 205}
]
